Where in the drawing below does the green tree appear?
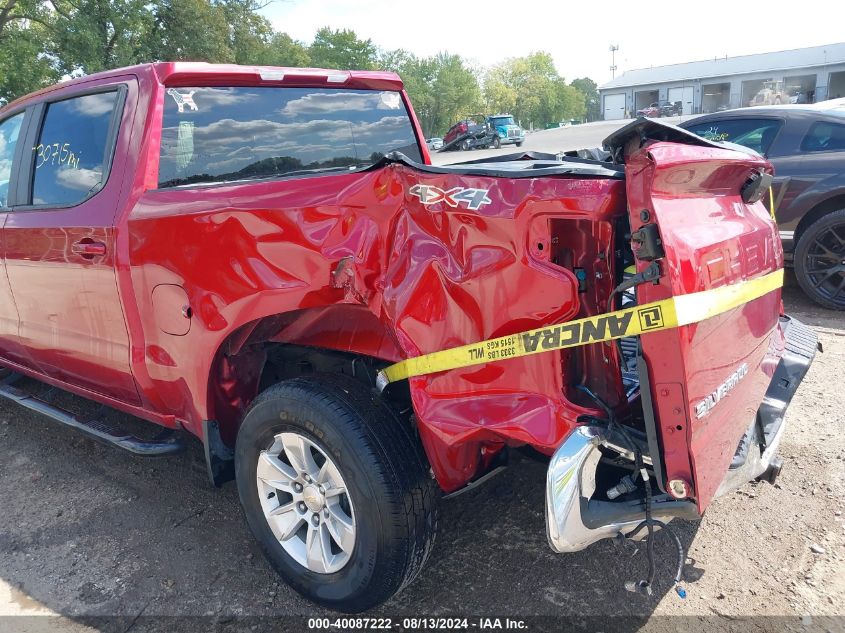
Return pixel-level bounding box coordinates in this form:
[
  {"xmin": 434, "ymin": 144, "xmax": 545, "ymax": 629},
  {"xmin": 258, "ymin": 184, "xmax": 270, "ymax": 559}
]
[
  {"xmin": 570, "ymin": 77, "xmax": 599, "ymax": 122},
  {"xmin": 383, "ymin": 49, "xmax": 481, "ymax": 137},
  {"xmin": 0, "ymin": 1, "xmax": 59, "ymax": 102},
  {"xmin": 51, "ymin": 0, "xmax": 153, "ymax": 75},
  {"xmin": 429, "ymin": 52, "xmax": 481, "ymax": 135},
  {"xmin": 217, "ymin": 0, "xmax": 275, "ymax": 65},
  {"xmin": 309, "ymin": 27, "xmax": 377, "ymax": 70},
  {"xmin": 484, "ymin": 52, "xmax": 585, "ymax": 129},
  {"xmin": 0, "ymin": 23, "xmax": 59, "ymax": 103},
  {"xmin": 0, "ymin": 0, "xmax": 51, "ymax": 38},
  {"xmin": 143, "ymin": 0, "xmax": 231, "ymax": 63},
  {"xmin": 261, "ymin": 32, "xmax": 310, "ymax": 67}
]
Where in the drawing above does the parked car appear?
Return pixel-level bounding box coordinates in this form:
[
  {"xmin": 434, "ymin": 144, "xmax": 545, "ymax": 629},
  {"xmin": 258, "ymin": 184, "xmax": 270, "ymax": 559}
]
[
  {"xmin": 682, "ymin": 101, "xmax": 845, "ymax": 309},
  {"xmin": 486, "ymin": 113, "xmax": 524, "ymax": 147},
  {"xmin": 425, "ymin": 137, "xmax": 443, "ymax": 150},
  {"xmin": 0, "ymin": 64, "xmax": 815, "ymax": 613},
  {"xmin": 659, "ymin": 100, "xmax": 683, "ymax": 117},
  {"xmin": 789, "ymin": 91, "xmax": 809, "ymax": 105},
  {"xmin": 636, "ymin": 102, "xmax": 660, "ymax": 118}
]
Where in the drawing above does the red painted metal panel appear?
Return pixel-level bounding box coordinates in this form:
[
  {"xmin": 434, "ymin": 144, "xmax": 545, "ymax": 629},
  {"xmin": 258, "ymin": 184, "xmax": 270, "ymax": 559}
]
[
  {"xmin": 3, "ymin": 75, "xmax": 143, "ymax": 405},
  {"xmin": 626, "ymin": 141, "xmax": 783, "ymax": 510},
  {"xmin": 0, "ymin": 65, "xmax": 786, "ymax": 500}
]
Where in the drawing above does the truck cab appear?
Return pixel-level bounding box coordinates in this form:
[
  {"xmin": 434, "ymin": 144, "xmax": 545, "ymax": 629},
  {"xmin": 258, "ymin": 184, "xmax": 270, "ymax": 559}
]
[{"xmin": 487, "ymin": 113, "xmax": 525, "ymax": 146}]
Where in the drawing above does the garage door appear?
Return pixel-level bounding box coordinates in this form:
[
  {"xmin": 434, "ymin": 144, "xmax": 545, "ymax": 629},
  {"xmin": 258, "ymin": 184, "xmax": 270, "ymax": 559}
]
[
  {"xmin": 668, "ymin": 86, "xmax": 695, "ymax": 115},
  {"xmin": 603, "ymin": 93, "xmax": 626, "ymax": 120}
]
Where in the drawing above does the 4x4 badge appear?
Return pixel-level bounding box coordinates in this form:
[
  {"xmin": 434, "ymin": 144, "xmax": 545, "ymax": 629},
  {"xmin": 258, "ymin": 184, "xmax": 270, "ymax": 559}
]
[{"xmin": 409, "ymin": 184, "xmax": 492, "ymax": 210}]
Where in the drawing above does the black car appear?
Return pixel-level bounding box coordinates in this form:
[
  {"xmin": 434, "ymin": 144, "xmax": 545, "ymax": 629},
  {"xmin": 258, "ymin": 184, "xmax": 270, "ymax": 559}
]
[
  {"xmin": 659, "ymin": 100, "xmax": 683, "ymax": 117},
  {"xmin": 681, "ymin": 101, "xmax": 845, "ymax": 310}
]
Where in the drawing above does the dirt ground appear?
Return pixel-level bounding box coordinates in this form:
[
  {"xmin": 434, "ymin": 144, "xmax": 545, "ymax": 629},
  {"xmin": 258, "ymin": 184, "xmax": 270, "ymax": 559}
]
[{"xmin": 0, "ymin": 273, "xmax": 842, "ymax": 633}]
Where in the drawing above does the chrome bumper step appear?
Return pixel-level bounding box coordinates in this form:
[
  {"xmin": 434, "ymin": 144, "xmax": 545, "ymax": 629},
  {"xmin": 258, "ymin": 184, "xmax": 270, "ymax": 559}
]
[
  {"xmin": 545, "ymin": 425, "xmax": 697, "ymax": 553},
  {"xmin": 546, "ymin": 315, "xmax": 818, "ymax": 554}
]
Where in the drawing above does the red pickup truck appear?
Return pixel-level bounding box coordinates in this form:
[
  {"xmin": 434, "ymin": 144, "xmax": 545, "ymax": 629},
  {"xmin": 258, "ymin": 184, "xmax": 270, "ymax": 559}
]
[{"xmin": 0, "ymin": 63, "xmax": 817, "ymax": 612}]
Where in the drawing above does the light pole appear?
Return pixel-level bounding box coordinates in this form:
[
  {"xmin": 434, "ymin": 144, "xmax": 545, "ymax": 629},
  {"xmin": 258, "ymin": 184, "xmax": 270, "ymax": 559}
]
[{"xmin": 610, "ymin": 44, "xmax": 619, "ymax": 79}]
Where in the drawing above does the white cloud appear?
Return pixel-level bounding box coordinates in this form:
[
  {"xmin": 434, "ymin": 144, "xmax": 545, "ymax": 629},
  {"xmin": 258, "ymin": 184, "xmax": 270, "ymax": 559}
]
[
  {"xmin": 194, "ymin": 88, "xmax": 262, "ymax": 107},
  {"xmin": 56, "ymin": 164, "xmax": 102, "ymax": 191},
  {"xmin": 279, "ymin": 91, "xmax": 397, "ymax": 117},
  {"xmin": 69, "ymin": 93, "xmax": 116, "ymax": 117}
]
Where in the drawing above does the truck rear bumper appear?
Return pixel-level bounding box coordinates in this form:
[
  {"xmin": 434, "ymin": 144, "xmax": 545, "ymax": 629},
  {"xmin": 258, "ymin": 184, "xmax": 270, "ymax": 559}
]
[
  {"xmin": 545, "ymin": 425, "xmax": 698, "ymax": 553},
  {"xmin": 716, "ymin": 315, "xmax": 819, "ymax": 497},
  {"xmin": 545, "ymin": 315, "xmax": 818, "ymax": 554}
]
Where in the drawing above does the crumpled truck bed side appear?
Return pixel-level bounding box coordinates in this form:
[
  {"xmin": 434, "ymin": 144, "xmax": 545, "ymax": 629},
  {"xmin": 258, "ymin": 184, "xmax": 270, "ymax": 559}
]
[{"xmin": 127, "ymin": 161, "xmax": 627, "ymax": 491}]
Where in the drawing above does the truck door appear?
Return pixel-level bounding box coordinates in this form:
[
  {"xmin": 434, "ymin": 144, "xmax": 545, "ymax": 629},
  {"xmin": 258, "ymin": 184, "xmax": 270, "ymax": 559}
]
[
  {"xmin": 3, "ymin": 79, "xmax": 141, "ymax": 404},
  {"xmin": 620, "ymin": 126, "xmax": 784, "ymax": 511},
  {"xmin": 0, "ymin": 110, "xmax": 28, "ymax": 366}
]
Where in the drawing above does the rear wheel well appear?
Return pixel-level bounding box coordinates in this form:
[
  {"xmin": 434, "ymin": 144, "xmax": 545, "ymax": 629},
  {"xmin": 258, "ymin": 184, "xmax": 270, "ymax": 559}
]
[
  {"xmin": 208, "ymin": 332, "xmax": 413, "ymax": 450},
  {"xmin": 794, "ymin": 193, "xmax": 845, "ymax": 245}
]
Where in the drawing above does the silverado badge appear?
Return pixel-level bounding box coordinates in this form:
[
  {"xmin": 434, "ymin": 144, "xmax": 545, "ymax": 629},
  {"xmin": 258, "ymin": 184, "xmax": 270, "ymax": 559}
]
[{"xmin": 695, "ymin": 363, "xmax": 749, "ymax": 419}]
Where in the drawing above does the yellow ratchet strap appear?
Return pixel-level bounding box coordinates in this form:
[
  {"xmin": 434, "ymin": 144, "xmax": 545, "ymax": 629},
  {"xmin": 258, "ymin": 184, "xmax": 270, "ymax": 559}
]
[
  {"xmin": 769, "ymin": 186, "xmax": 776, "ymax": 220},
  {"xmin": 376, "ymin": 269, "xmax": 783, "ymax": 389}
]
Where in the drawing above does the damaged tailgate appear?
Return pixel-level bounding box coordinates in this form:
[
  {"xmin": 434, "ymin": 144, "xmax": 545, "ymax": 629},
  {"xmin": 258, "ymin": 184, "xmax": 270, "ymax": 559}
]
[{"xmin": 607, "ymin": 120, "xmax": 785, "ymax": 511}]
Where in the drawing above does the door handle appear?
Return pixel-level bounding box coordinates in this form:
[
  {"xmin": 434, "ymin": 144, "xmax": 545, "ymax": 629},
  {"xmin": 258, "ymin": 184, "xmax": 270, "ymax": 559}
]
[{"xmin": 71, "ymin": 240, "xmax": 107, "ymax": 257}]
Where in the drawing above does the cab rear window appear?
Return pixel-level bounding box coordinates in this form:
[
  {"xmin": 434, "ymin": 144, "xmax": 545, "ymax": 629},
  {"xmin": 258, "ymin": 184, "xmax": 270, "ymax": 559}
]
[{"xmin": 158, "ymin": 87, "xmax": 422, "ymax": 188}]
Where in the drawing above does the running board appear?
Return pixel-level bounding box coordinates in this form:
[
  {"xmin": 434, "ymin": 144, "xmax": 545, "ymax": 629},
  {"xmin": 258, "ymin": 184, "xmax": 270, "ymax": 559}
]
[{"xmin": 0, "ymin": 374, "xmax": 185, "ymax": 456}]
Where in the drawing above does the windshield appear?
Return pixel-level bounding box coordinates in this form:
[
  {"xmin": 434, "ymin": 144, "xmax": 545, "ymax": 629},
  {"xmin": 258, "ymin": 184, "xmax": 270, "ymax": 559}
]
[
  {"xmin": 158, "ymin": 87, "xmax": 422, "ymax": 188},
  {"xmin": 489, "ymin": 116, "xmax": 516, "ymax": 127}
]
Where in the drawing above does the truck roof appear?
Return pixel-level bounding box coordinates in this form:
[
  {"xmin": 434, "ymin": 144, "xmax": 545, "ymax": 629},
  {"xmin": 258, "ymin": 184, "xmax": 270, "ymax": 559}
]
[{"xmin": 3, "ymin": 62, "xmax": 405, "ymax": 112}]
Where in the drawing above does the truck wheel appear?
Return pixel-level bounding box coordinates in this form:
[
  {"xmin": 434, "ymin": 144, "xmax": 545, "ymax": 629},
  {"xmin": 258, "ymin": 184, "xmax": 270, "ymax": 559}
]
[
  {"xmin": 516, "ymin": 141, "xmax": 523, "ymax": 147},
  {"xmin": 794, "ymin": 208, "xmax": 845, "ymax": 310},
  {"xmin": 491, "ymin": 136, "xmax": 500, "ymax": 149},
  {"xmin": 235, "ymin": 374, "xmax": 439, "ymax": 612},
  {"xmin": 460, "ymin": 140, "xmax": 470, "ymax": 151}
]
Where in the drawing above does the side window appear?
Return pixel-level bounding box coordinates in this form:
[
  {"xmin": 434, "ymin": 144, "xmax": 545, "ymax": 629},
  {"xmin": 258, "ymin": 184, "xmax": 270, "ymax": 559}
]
[
  {"xmin": 0, "ymin": 113, "xmax": 24, "ymax": 207},
  {"xmin": 800, "ymin": 121, "xmax": 845, "ymax": 152},
  {"xmin": 31, "ymin": 91, "xmax": 119, "ymax": 206},
  {"xmin": 685, "ymin": 118, "xmax": 783, "ymax": 154}
]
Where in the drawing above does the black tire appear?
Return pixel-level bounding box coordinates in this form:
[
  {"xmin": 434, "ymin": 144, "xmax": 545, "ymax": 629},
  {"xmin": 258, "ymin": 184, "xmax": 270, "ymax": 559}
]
[
  {"xmin": 460, "ymin": 140, "xmax": 470, "ymax": 151},
  {"xmin": 235, "ymin": 374, "xmax": 439, "ymax": 612},
  {"xmin": 516, "ymin": 141, "xmax": 523, "ymax": 147},
  {"xmin": 794, "ymin": 208, "xmax": 845, "ymax": 310},
  {"xmin": 491, "ymin": 136, "xmax": 501, "ymax": 149}
]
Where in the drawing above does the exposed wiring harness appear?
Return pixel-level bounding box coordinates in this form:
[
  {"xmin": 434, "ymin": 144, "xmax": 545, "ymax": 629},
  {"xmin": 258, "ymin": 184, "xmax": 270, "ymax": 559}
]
[{"xmin": 577, "ymin": 384, "xmax": 687, "ymax": 598}]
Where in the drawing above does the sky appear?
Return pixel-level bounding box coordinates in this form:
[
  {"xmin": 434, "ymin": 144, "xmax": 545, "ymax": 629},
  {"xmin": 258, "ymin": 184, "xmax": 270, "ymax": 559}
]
[{"xmin": 260, "ymin": 0, "xmax": 844, "ymax": 86}]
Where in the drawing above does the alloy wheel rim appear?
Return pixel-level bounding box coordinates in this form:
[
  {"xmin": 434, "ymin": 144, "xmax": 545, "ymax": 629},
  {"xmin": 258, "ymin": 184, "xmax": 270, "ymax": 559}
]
[
  {"xmin": 805, "ymin": 223, "xmax": 845, "ymax": 307},
  {"xmin": 256, "ymin": 432, "xmax": 356, "ymax": 574}
]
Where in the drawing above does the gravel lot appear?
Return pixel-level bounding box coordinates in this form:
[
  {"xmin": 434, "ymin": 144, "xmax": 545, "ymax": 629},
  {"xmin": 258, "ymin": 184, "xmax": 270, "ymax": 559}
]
[{"xmin": 1, "ymin": 120, "xmax": 843, "ymax": 632}]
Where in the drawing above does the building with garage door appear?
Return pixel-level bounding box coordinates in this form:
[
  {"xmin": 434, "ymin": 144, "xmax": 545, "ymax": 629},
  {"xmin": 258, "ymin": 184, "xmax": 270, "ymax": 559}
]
[{"xmin": 599, "ymin": 42, "xmax": 845, "ymax": 120}]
